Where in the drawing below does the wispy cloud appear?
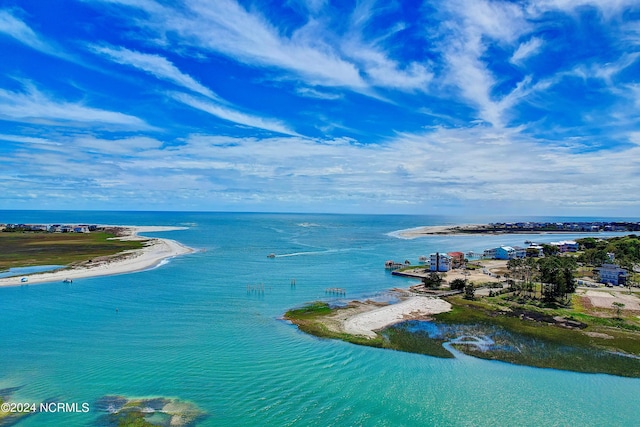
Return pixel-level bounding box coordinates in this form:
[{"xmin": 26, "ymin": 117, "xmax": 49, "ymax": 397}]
[
  {"xmin": 437, "ymin": 0, "xmax": 530, "ymax": 128},
  {"xmin": 0, "ymin": 83, "xmax": 149, "ymax": 128},
  {"xmin": 89, "ymin": 45, "xmax": 221, "ymax": 100},
  {"xmin": 511, "ymin": 37, "xmax": 544, "ymax": 65},
  {"xmin": 170, "ymin": 92, "xmax": 299, "ymax": 136},
  {"xmin": 0, "ymin": 9, "xmax": 59, "ymax": 56}
]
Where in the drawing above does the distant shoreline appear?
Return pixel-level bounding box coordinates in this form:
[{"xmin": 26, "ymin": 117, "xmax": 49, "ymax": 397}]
[
  {"xmin": 0, "ymin": 226, "xmax": 194, "ymax": 287},
  {"xmin": 396, "ymin": 222, "xmax": 639, "ymax": 238}
]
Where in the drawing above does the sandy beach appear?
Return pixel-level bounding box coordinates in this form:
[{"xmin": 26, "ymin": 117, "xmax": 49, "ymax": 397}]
[
  {"xmin": 0, "ymin": 226, "xmax": 193, "ymax": 287},
  {"xmin": 397, "ymin": 224, "xmax": 483, "ymax": 238},
  {"xmin": 339, "ymin": 297, "xmax": 451, "ymax": 338}
]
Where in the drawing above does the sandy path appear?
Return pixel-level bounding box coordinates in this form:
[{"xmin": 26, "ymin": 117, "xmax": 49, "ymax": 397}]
[
  {"xmin": 343, "ymin": 297, "xmax": 451, "ymax": 338},
  {"xmin": 0, "ymin": 226, "xmax": 193, "ymax": 287}
]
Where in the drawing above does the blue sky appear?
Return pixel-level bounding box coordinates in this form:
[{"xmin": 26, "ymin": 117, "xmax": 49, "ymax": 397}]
[{"xmin": 0, "ymin": 0, "xmax": 639, "ymax": 215}]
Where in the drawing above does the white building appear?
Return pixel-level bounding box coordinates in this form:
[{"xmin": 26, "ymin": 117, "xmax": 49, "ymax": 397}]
[
  {"xmin": 430, "ymin": 252, "xmax": 451, "ymax": 272},
  {"xmin": 483, "ymin": 248, "xmax": 497, "ymax": 259}
]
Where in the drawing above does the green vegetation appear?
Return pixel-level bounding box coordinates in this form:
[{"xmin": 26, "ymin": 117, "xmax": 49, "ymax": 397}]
[
  {"xmin": 421, "ymin": 272, "xmax": 444, "ymax": 289},
  {"xmin": 429, "ymin": 295, "xmax": 640, "ymax": 377},
  {"xmin": 450, "ymin": 278, "xmax": 466, "ymax": 290},
  {"xmin": 384, "ymin": 323, "xmax": 454, "ymax": 358},
  {"xmin": 577, "ymin": 234, "xmax": 640, "ymax": 267},
  {"xmin": 0, "ymin": 231, "xmax": 144, "ymax": 271},
  {"xmin": 285, "ymin": 302, "xmax": 385, "ymax": 348}
]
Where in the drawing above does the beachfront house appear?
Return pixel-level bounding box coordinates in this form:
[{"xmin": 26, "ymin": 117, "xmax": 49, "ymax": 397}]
[
  {"xmin": 483, "ymin": 248, "xmax": 497, "ymax": 259},
  {"xmin": 597, "ymin": 263, "xmax": 627, "ymax": 286},
  {"xmin": 495, "ymin": 246, "xmax": 516, "ymax": 260},
  {"xmin": 512, "ymin": 246, "xmax": 527, "ymax": 259},
  {"xmin": 430, "ymin": 252, "xmax": 451, "ymax": 272},
  {"xmin": 447, "ymin": 251, "xmax": 465, "ymax": 268},
  {"xmin": 550, "ymin": 240, "xmax": 579, "ymax": 253}
]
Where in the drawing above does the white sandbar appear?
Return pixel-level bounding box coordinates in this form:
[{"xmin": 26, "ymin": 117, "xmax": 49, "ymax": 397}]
[
  {"xmin": 343, "ymin": 297, "xmax": 452, "ymax": 338},
  {"xmin": 0, "ymin": 226, "xmax": 193, "ymax": 287}
]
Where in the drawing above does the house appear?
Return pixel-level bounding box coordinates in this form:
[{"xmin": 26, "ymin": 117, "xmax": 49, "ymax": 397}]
[
  {"xmin": 447, "ymin": 251, "xmax": 465, "ymax": 268},
  {"xmin": 527, "ymin": 244, "xmax": 544, "ymax": 257},
  {"xmin": 495, "ymin": 246, "xmax": 516, "ymax": 260},
  {"xmin": 597, "ymin": 263, "xmax": 627, "ymax": 286},
  {"xmin": 512, "ymin": 246, "xmax": 527, "ymax": 259},
  {"xmin": 430, "ymin": 252, "xmax": 451, "ymax": 272},
  {"xmin": 483, "ymin": 248, "xmax": 497, "ymax": 259},
  {"xmin": 550, "ymin": 241, "xmax": 579, "ymax": 253}
]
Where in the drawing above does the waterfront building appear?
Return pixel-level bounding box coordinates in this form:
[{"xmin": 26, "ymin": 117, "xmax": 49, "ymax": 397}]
[
  {"xmin": 430, "ymin": 252, "xmax": 451, "ymax": 272},
  {"xmin": 495, "ymin": 246, "xmax": 516, "ymax": 260},
  {"xmin": 447, "ymin": 251, "xmax": 465, "ymax": 268},
  {"xmin": 550, "ymin": 240, "xmax": 579, "ymax": 253},
  {"xmin": 512, "ymin": 246, "xmax": 527, "ymax": 259},
  {"xmin": 483, "ymin": 248, "xmax": 497, "ymax": 259}
]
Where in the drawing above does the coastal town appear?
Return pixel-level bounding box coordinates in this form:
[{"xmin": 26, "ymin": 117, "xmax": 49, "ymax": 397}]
[
  {"xmin": 1, "ymin": 223, "xmax": 100, "ymax": 233},
  {"xmin": 413, "ymin": 220, "xmax": 640, "ymax": 235},
  {"xmin": 387, "ymin": 238, "xmax": 631, "ymax": 287}
]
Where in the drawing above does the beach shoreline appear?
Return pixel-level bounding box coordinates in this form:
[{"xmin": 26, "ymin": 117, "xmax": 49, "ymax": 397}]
[
  {"xmin": 286, "ymin": 293, "xmax": 452, "ymax": 340},
  {"xmin": 342, "ymin": 296, "xmax": 452, "ymax": 338},
  {"xmin": 0, "ymin": 226, "xmax": 194, "ymax": 287},
  {"xmin": 395, "ymin": 223, "xmax": 624, "ymax": 239}
]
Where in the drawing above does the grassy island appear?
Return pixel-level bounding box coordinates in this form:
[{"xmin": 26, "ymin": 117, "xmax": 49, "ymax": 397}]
[
  {"xmin": 0, "ymin": 228, "xmax": 144, "ymax": 272},
  {"xmin": 286, "ymin": 295, "xmax": 640, "ymax": 378}
]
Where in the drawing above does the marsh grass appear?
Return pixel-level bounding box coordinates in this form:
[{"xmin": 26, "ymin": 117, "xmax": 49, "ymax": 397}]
[
  {"xmin": 0, "ymin": 232, "xmax": 144, "ymax": 270},
  {"xmin": 285, "ymin": 302, "xmax": 384, "ymax": 348}
]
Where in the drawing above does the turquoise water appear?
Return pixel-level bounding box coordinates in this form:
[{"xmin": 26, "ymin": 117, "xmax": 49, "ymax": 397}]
[
  {"xmin": 1, "ymin": 212, "xmax": 639, "ymax": 426},
  {"xmin": 0, "ymin": 265, "xmax": 64, "ymax": 279}
]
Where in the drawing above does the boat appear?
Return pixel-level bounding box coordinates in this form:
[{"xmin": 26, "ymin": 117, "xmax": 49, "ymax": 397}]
[
  {"xmin": 267, "ymin": 253, "xmax": 276, "ymax": 258},
  {"xmin": 20, "ymin": 277, "xmax": 28, "ymax": 283},
  {"xmin": 63, "ymin": 278, "xmax": 73, "ymax": 283}
]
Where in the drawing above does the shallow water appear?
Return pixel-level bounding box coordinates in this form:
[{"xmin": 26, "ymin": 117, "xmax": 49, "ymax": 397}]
[
  {"xmin": 1, "ymin": 211, "xmax": 639, "ymax": 426},
  {"xmin": 0, "ymin": 265, "xmax": 64, "ymax": 278}
]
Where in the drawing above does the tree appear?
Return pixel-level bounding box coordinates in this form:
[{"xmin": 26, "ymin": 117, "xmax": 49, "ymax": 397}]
[
  {"xmin": 450, "ymin": 278, "xmax": 466, "ymax": 291},
  {"xmin": 526, "ymin": 247, "xmax": 540, "ymax": 258},
  {"xmin": 612, "ymin": 302, "xmax": 625, "ymax": 318},
  {"xmin": 422, "ymin": 272, "xmax": 443, "ymax": 289},
  {"xmin": 464, "ymin": 283, "xmax": 475, "ymax": 300},
  {"xmin": 542, "ymin": 244, "xmax": 559, "ymax": 257},
  {"xmin": 537, "ymin": 256, "xmax": 577, "ymax": 302}
]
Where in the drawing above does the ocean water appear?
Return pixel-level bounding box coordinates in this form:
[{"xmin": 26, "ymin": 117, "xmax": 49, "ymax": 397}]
[{"xmin": 1, "ymin": 211, "xmax": 639, "ymax": 426}]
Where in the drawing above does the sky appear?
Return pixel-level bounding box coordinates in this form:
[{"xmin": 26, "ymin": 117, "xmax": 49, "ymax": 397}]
[{"xmin": 0, "ymin": 0, "xmax": 639, "ymax": 216}]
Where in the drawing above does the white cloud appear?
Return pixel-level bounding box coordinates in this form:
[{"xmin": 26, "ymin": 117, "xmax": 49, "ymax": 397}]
[
  {"xmin": 3, "ymin": 123, "xmax": 640, "ymax": 213},
  {"xmin": 437, "ymin": 0, "xmax": 532, "ymax": 128},
  {"xmin": 295, "ymin": 87, "xmax": 343, "ymax": 100},
  {"xmin": 528, "ymin": 0, "xmax": 639, "ymax": 18},
  {"xmin": 90, "ymin": 45, "xmax": 220, "ymax": 100},
  {"xmin": 167, "ymin": 0, "xmax": 366, "ymax": 89},
  {"xmin": 0, "ymin": 83, "xmax": 149, "ymax": 128},
  {"xmin": 170, "ymin": 92, "xmax": 299, "ymax": 136},
  {"xmin": 0, "ymin": 9, "xmax": 59, "ymax": 56},
  {"xmin": 511, "ymin": 37, "xmax": 543, "ymax": 64}
]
